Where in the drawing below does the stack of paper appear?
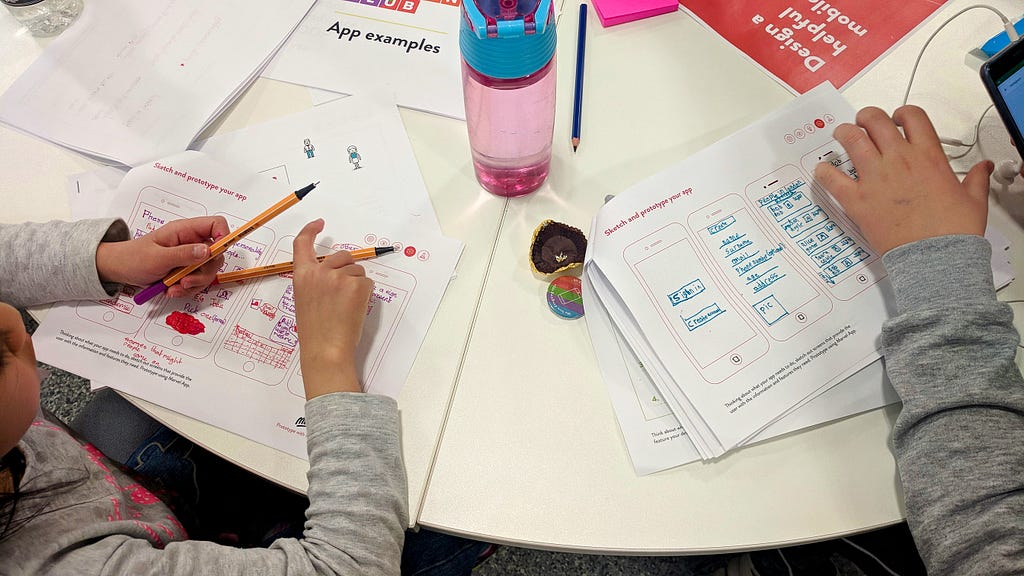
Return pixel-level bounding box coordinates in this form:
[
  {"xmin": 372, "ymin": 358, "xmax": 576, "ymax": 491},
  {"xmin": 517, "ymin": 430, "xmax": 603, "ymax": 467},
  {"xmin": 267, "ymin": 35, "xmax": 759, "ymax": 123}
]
[
  {"xmin": 0, "ymin": 0, "xmax": 316, "ymax": 166},
  {"xmin": 585, "ymin": 84, "xmax": 1011, "ymax": 467}
]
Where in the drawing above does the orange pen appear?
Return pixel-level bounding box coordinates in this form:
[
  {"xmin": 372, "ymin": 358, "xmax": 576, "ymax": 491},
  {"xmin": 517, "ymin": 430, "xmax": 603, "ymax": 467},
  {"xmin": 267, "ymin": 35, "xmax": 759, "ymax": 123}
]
[
  {"xmin": 213, "ymin": 245, "xmax": 395, "ymax": 286},
  {"xmin": 133, "ymin": 182, "xmax": 319, "ymax": 304}
]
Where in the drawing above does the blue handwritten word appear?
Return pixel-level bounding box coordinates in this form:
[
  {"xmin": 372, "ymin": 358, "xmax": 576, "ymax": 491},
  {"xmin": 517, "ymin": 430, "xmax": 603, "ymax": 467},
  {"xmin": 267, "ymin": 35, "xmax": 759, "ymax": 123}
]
[
  {"xmin": 724, "ymin": 239, "xmax": 754, "ymax": 257},
  {"xmin": 730, "ymin": 251, "xmax": 757, "ymax": 266},
  {"xmin": 751, "ymin": 271, "xmax": 786, "ymax": 294},
  {"xmin": 707, "ymin": 216, "xmax": 735, "ymax": 235},
  {"xmin": 719, "ymin": 233, "xmax": 745, "ymax": 250},
  {"xmin": 733, "ymin": 244, "xmax": 784, "ymax": 275},
  {"xmin": 753, "ymin": 295, "xmax": 788, "ymax": 325},
  {"xmin": 746, "ymin": 265, "xmax": 785, "ymax": 289},
  {"xmin": 668, "ymin": 279, "xmax": 705, "ymax": 306},
  {"xmin": 684, "ymin": 303, "xmax": 725, "ymax": 331}
]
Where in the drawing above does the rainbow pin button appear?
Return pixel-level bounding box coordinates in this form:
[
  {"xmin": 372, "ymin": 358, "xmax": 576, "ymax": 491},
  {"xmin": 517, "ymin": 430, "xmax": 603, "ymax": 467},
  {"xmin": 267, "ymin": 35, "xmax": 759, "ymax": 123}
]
[{"xmin": 546, "ymin": 276, "xmax": 584, "ymax": 319}]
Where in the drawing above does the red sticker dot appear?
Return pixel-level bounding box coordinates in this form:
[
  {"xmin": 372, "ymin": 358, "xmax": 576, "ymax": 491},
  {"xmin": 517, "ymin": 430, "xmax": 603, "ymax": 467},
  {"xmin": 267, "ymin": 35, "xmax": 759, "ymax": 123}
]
[
  {"xmin": 814, "ymin": 118, "xmax": 825, "ymax": 129},
  {"xmin": 404, "ymin": 246, "xmax": 417, "ymax": 257}
]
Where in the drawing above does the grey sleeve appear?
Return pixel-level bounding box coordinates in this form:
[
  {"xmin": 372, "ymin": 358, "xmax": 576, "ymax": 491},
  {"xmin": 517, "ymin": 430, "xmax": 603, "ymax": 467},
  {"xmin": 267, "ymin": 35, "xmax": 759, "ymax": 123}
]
[
  {"xmin": 0, "ymin": 219, "xmax": 129, "ymax": 308},
  {"xmin": 83, "ymin": 393, "xmax": 408, "ymax": 576},
  {"xmin": 882, "ymin": 235, "xmax": 1024, "ymax": 575}
]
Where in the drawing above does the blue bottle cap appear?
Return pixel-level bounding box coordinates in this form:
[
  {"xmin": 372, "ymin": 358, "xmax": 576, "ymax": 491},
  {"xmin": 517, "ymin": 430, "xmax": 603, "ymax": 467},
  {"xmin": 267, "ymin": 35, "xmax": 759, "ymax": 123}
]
[{"xmin": 460, "ymin": 0, "xmax": 556, "ymax": 80}]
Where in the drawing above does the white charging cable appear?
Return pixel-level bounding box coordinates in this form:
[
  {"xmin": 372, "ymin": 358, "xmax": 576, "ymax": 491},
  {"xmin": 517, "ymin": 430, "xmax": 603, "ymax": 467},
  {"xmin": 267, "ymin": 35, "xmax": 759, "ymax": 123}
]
[
  {"xmin": 903, "ymin": 4, "xmax": 1019, "ymax": 109},
  {"xmin": 899, "ymin": 5, "xmax": 1019, "ymax": 162}
]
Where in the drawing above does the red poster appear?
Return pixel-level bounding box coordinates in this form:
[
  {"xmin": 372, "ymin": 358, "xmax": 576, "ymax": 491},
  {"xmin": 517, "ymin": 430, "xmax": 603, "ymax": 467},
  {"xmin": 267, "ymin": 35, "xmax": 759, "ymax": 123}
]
[{"xmin": 679, "ymin": 0, "xmax": 950, "ymax": 93}]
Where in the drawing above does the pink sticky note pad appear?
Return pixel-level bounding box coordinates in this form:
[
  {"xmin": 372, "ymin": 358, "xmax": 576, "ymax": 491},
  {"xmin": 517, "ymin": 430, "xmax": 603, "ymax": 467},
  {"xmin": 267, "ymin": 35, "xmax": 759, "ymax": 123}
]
[{"xmin": 590, "ymin": 0, "xmax": 677, "ymax": 27}]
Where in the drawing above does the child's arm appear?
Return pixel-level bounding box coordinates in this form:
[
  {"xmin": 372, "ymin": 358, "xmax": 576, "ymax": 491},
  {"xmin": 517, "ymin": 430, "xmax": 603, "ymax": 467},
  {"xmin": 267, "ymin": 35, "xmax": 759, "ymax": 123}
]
[
  {"xmin": 55, "ymin": 220, "xmax": 408, "ymax": 574},
  {"xmin": 0, "ymin": 216, "xmax": 229, "ymax": 307},
  {"xmin": 817, "ymin": 106, "xmax": 1024, "ymax": 573},
  {"xmin": 291, "ymin": 218, "xmax": 372, "ymax": 397},
  {"xmin": 0, "ymin": 219, "xmax": 129, "ymax": 308}
]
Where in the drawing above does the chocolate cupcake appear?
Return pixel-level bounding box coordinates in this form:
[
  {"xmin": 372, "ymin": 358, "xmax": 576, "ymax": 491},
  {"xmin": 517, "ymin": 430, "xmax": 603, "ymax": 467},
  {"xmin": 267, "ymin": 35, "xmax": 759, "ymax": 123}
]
[{"xmin": 529, "ymin": 220, "xmax": 587, "ymax": 275}]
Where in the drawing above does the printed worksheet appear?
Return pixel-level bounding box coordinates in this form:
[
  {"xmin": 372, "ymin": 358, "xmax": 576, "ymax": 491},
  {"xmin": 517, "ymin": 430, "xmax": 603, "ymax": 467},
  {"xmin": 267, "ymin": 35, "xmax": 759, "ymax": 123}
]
[
  {"xmin": 263, "ymin": 0, "xmax": 465, "ymax": 119},
  {"xmin": 0, "ymin": 0, "xmax": 316, "ymax": 166},
  {"xmin": 586, "ymin": 220, "xmax": 1013, "ymax": 473},
  {"xmin": 587, "ymin": 84, "xmax": 894, "ymax": 459},
  {"xmin": 35, "ymin": 150, "xmax": 462, "ymax": 459},
  {"xmin": 193, "ymin": 95, "xmax": 441, "ymax": 232}
]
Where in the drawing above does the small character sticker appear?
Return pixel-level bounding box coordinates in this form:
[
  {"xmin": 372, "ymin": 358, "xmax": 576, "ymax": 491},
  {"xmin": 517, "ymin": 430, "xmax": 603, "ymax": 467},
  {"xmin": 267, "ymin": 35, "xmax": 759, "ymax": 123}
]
[
  {"xmin": 303, "ymin": 138, "xmax": 315, "ymax": 159},
  {"xmin": 347, "ymin": 145, "xmax": 362, "ymax": 170}
]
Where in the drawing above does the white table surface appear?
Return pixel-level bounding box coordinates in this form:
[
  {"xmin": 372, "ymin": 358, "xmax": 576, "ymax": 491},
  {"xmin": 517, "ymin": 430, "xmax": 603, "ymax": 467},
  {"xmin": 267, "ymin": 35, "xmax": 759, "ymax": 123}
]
[
  {"xmin": 6, "ymin": 0, "xmax": 1024, "ymax": 554},
  {"xmin": 416, "ymin": 0, "xmax": 1024, "ymax": 553}
]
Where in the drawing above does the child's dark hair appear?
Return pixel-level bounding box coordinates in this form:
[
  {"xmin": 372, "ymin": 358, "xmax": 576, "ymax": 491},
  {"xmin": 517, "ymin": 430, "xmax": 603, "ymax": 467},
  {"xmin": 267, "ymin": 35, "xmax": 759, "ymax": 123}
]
[
  {"xmin": 0, "ymin": 331, "xmax": 87, "ymax": 543},
  {"xmin": 0, "ymin": 452, "xmax": 88, "ymax": 542}
]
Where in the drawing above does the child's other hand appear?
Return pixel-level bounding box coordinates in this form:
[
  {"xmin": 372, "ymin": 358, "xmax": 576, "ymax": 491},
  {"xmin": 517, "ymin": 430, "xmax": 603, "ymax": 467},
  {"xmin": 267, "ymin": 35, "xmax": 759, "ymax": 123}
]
[
  {"xmin": 96, "ymin": 216, "xmax": 230, "ymax": 299},
  {"xmin": 814, "ymin": 105, "xmax": 993, "ymax": 256},
  {"xmin": 292, "ymin": 219, "xmax": 373, "ymax": 398}
]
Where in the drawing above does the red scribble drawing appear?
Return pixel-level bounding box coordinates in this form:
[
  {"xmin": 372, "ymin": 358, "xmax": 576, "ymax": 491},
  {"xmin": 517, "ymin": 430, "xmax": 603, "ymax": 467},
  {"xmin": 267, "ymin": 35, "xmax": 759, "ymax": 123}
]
[
  {"xmin": 165, "ymin": 311, "xmax": 205, "ymax": 335},
  {"xmin": 223, "ymin": 325, "xmax": 293, "ymax": 370}
]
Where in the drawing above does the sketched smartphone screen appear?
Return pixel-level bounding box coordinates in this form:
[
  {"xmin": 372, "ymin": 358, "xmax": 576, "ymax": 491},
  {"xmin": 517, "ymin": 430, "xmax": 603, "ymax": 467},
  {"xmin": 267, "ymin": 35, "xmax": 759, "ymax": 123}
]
[
  {"xmin": 624, "ymin": 222, "xmax": 768, "ymax": 384},
  {"xmin": 746, "ymin": 165, "xmax": 882, "ymax": 300}
]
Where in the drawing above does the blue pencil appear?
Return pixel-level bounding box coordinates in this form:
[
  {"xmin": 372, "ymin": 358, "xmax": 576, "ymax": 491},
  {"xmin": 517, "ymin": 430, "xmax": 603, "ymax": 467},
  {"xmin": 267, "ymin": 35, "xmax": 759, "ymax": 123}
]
[{"xmin": 571, "ymin": 3, "xmax": 587, "ymax": 152}]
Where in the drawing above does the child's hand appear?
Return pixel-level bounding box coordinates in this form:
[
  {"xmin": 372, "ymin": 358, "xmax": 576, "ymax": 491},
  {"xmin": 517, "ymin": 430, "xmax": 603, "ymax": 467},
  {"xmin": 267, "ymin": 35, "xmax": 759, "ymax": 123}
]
[
  {"xmin": 96, "ymin": 216, "xmax": 230, "ymax": 299},
  {"xmin": 292, "ymin": 219, "xmax": 374, "ymax": 398},
  {"xmin": 814, "ymin": 105, "xmax": 993, "ymax": 256}
]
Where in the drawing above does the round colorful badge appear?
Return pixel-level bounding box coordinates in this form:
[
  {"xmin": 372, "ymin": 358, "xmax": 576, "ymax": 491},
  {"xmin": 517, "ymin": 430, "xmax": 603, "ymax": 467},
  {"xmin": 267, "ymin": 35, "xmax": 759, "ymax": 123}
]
[{"xmin": 546, "ymin": 275, "xmax": 584, "ymax": 319}]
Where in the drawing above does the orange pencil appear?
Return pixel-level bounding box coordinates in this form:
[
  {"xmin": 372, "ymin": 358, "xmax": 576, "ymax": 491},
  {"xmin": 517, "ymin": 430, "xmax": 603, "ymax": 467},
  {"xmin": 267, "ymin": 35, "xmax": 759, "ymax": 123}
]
[
  {"xmin": 213, "ymin": 246, "xmax": 395, "ymax": 286},
  {"xmin": 134, "ymin": 181, "xmax": 319, "ymax": 304}
]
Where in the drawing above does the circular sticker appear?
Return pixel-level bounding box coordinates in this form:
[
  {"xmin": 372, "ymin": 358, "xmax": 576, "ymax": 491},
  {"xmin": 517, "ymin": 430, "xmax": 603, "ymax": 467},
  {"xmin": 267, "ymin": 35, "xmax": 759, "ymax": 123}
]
[{"xmin": 546, "ymin": 276, "xmax": 584, "ymax": 319}]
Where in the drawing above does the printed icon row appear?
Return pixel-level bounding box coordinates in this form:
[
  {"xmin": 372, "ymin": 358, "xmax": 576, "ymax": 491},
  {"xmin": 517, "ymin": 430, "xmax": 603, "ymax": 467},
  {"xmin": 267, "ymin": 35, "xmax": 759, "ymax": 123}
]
[{"xmin": 782, "ymin": 114, "xmax": 836, "ymax": 144}]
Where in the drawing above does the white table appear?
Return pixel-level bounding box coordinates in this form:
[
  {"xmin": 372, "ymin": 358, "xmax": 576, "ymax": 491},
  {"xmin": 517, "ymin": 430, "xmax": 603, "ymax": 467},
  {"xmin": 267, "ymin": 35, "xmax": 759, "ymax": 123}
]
[
  {"xmin": 6, "ymin": 0, "xmax": 1024, "ymax": 554},
  {"xmin": 416, "ymin": 0, "xmax": 1024, "ymax": 553}
]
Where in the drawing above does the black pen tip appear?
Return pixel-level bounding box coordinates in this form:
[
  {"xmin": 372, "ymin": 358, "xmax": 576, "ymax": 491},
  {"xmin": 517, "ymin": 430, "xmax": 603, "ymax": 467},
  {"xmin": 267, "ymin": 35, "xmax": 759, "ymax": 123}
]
[
  {"xmin": 295, "ymin": 181, "xmax": 319, "ymax": 200},
  {"xmin": 375, "ymin": 245, "xmax": 396, "ymax": 256}
]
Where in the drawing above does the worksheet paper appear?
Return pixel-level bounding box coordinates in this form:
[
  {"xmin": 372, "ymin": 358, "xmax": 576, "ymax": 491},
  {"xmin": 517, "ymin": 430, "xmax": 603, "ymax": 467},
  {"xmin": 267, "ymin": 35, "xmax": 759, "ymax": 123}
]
[
  {"xmin": 193, "ymin": 95, "xmax": 442, "ymax": 232},
  {"xmin": 263, "ymin": 0, "xmax": 465, "ymax": 119},
  {"xmin": 0, "ymin": 0, "xmax": 315, "ymax": 166},
  {"xmin": 587, "ymin": 228, "xmax": 1014, "ymax": 474},
  {"xmin": 587, "ymin": 84, "xmax": 895, "ymax": 459},
  {"xmin": 36, "ymin": 150, "xmax": 462, "ymax": 459},
  {"xmin": 677, "ymin": 0, "xmax": 949, "ymax": 94}
]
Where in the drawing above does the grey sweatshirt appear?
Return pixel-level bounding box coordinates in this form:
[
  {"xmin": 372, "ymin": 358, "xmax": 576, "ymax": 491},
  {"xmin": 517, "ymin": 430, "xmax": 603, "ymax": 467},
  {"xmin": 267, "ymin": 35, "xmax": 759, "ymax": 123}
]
[
  {"xmin": 0, "ymin": 219, "xmax": 408, "ymax": 575},
  {"xmin": 884, "ymin": 234, "xmax": 1024, "ymax": 575}
]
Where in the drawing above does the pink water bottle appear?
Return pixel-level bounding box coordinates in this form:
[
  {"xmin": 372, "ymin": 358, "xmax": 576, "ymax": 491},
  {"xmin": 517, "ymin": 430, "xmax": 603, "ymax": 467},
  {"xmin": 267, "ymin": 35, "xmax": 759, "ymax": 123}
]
[{"xmin": 461, "ymin": 0, "xmax": 557, "ymax": 197}]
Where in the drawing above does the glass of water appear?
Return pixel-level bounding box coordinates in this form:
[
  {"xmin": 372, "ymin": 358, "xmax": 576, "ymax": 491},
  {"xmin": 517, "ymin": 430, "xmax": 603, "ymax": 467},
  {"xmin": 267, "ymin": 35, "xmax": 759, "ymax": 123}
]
[{"xmin": 3, "ymin": 0, "xmax": 83, "ymax": 37}]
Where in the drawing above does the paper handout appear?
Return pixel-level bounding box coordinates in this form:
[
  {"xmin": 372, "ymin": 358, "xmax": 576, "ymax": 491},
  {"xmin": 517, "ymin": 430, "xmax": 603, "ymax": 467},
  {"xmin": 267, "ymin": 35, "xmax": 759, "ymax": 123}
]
[
  {"xmin": 263, "ymin": 0, "xmax": 465, "ymax": 119},
  {"xmin": 35, "ymin": 148, "xmax": 462, "ymax": 459},
  {"xmin": 0, "ymin": 0, "xmax": 315, "ymax": 166},
  {"xmin": 586, "ymin": 84, "xmax": 894, "ymax": 459}
]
